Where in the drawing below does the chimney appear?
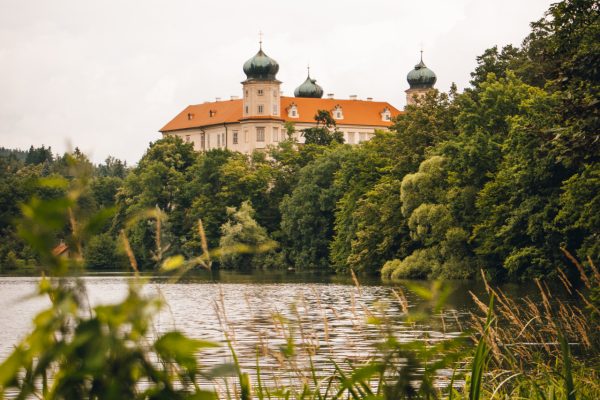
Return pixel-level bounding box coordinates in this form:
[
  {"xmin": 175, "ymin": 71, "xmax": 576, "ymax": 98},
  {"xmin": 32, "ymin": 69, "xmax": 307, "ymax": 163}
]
[
  {"xmin": 366, "ymin": 97, "xmax": 373, "ymax": 102},
  {"xmin": 215, "ymin": 97, "xmax": 221, "ymax": 102},
  {"xmin": 230, "ymin": 95, "xmax": 239, "ymax": 100},
  {"xmin": 327, "ymin": 93, "xmax": 334, "ymax": 99},
  {"xmin": 349, "ymin": 95, "xmax": 358, "ymax": 100}
]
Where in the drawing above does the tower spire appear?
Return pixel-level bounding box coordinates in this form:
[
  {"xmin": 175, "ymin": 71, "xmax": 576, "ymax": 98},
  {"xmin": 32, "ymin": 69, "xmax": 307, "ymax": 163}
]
[
  {"xmin": 259, "ymin": 30, "xmax": 263, "ymax": 50},
  {"xmin": 307, "ymin": 64, "xmax": 310, "ymax": 78}
]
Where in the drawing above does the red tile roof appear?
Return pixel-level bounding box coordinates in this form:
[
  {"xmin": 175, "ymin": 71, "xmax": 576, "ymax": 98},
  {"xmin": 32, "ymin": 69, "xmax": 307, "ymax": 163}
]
[{"xmin": 160, "ymin": 97, "xmax": 402, "ymax": 132}]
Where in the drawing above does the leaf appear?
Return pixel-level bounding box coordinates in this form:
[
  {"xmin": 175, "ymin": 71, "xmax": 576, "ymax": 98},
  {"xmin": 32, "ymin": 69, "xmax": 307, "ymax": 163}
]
[
  {"xmin": 161, "ymin": 255, "xmax": 185, "ymax": 271},
  {"xmin": 154, "ymin": 331, "xmax": 219, "ymax": 370}
]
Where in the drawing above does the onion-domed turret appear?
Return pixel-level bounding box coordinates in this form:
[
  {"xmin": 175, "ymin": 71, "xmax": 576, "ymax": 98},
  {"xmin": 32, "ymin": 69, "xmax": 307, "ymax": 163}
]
[
  {"xmin": 407, "ymin": 53, "xmax": 437, "ymax": 89},
  {"xmin": 294, "ymin": 68, "xmax": 324, "ymax": 98},
  {"xmin": 243, "ymin": 45, "xmax": 279, "ymax": 81}
]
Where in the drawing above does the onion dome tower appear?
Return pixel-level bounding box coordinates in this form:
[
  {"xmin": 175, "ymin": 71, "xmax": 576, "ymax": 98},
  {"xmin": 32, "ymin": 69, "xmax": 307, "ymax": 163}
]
[
  {"xmin": 241, "ymin": 35, "xmax": 282, "ymax": 126},
  {"xmin": 405, "ymin": 51, "xmax": 437, "ymax": 106},
  {"xmin": 243, "ymin": 45, "xmax": 280, "ymax": 81},
  {"xmin": 294, "ymin": 67, "xmax": 324, "ymax": 98}
]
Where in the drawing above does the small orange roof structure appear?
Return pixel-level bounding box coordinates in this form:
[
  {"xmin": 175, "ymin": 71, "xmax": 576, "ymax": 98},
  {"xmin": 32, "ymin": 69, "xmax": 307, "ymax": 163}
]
[
  {"xmin": 160, "ymin": 97, "xmax": 401, "ymax": 133},
  {"xmin": 52, "ymin": 242, "xmax": 69, "ymax": 257}
]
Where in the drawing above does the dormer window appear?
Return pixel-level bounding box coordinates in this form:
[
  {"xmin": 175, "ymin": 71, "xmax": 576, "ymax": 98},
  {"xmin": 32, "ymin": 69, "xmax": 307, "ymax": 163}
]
[
  {"xmin": 381, "ymin": 107, "xmax": 391, "ymax": 121},
  {"xmin": 333, "ymin": 105, "xmax": 343, "ymax": 120},
  {"xmin": 209, "ymin": 110, "xmax": 216, "ymax": 117},
  {"xmin": 288, "ymin": 104, "xmax": 299, "ymax": 118}
]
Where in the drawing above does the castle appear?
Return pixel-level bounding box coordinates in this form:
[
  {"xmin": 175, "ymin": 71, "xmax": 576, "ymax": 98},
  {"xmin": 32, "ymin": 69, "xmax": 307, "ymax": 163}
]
[{"xmin": 160, "ymin": 43, "xmax": 437, "ymax": 153}]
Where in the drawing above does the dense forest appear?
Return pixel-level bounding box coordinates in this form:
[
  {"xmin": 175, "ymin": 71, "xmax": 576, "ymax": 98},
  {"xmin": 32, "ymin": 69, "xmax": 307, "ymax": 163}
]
[{"xmin": 1, "ymin": 0, "xmax": 598, "ymax": 281}]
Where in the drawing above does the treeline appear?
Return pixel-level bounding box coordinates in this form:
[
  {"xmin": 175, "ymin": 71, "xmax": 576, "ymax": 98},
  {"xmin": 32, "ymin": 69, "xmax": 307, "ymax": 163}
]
[
  {"xmin": 1, "ymin": 0, "xmax": 598, "ymax": 280},
  {"xmin": 0, "ymin": 146, "xmax": 129, "ymax": 269}
]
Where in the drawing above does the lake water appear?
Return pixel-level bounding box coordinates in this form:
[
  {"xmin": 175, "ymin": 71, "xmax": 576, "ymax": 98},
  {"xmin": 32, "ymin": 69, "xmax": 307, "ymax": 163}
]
[{"xmin": 0, "ymin": 270, "xmax": 545, "ymax": 391}]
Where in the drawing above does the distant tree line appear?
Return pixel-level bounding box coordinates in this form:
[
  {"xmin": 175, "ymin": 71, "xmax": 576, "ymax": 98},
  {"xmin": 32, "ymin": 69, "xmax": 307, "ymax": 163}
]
[{"xmin": 1, "ymin": 0, "xmax": 597, "ymax": 280}]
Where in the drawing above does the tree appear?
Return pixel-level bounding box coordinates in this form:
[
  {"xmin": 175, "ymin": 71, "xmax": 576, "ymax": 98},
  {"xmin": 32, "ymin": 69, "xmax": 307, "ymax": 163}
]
[
  {"xmin": 219, "ymin": 201, "xmax": 278, "ymax": 269},
  {"xmin": 25, "ymin": 145, "xmax": 53, "ymax": 165},
  {"xmin": 97, "ymin": 156, "xmax": 128, "ymax": 178},
  {"xmin": 279, "ymin": 146, "xmax": 352, "ymax": 269},
  {"xmin": 115, "ymin": 136, "xmax": 196, "ymax": 267},
  {"xmin": 556, "ymin": 163, "xmax": 600, "ymax": 263},
  {"xmin": 84, "ymin": 233, "xmax": 127, "ymax": 269},
  {"xmin": 301, "ymin": 110, "xmax": 344, "ymax": 145}
]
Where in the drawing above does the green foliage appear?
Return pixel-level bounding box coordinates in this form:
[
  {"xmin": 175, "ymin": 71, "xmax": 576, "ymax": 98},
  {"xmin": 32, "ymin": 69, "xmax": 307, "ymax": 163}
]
[
  {"xmin": 84, "ymin": 232, "xmax": 127, "ymax": 269},
  {"xmin": 25, "ymin": 145, "xmax": 54, "ymax": 165},
  {"xmin": 0, "ymin": 154, "xmax": 229, "ymax": 399},
  {"xmin": 219, "ymin": 201, "xmax": 278, "ymax": 269},
  {"xmin": 280, "ymin": 146, "xmax": 352, "ymax": 269},
  {"xmin": 301, "ymin": 110, "xmax": 344, "ymax": 145},
  {"xmin": 556, "ymin": 163, "xmax": 600, "ymax": 261}
]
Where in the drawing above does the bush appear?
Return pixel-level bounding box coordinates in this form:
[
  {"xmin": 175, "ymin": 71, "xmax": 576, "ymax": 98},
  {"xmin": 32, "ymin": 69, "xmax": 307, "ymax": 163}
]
[
  {"xmin": 84, "ymin": 233, "xmax": 127, "ymax": 269},
  {"xmin": 384, "ymin": 247, "xmax": 441, "ymax": 279},
  {"xmin": 2, "ymin": 250, "xmax": 19, "ymax": 270}
]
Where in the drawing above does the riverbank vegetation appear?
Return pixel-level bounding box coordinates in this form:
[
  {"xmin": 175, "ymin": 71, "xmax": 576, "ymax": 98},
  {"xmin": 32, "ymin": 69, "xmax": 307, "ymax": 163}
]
[
  {"xmin": 0, "ymin": 151, "xmax": 598, "ymax": 398},
  {"xmin": 1, "ymin": 0, "xmax": 598, "ymax": 282}
]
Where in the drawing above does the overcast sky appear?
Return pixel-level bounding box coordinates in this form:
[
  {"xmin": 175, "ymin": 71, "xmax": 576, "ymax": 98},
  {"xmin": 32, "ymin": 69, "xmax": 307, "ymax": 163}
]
[{"xmin": 0, "ymin": 0, "xmax": 554, "ymax": 164}]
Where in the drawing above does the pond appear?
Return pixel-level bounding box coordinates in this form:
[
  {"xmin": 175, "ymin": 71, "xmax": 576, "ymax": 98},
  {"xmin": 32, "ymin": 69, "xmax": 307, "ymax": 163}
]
[{"xmin": 0, "ymin": 270, "xmax": 547, "ymax": 391}]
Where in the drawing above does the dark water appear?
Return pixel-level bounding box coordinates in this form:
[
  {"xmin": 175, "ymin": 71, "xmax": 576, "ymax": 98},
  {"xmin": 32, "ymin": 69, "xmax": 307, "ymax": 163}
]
[{"xmin": 0, "ymin": 270, "xmax": 546, "ymax": 390}]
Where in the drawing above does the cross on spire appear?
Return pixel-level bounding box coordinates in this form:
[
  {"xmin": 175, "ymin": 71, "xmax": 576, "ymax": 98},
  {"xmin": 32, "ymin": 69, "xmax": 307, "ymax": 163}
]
[{"xmin": 307, "ymin": 64, "xmax": 310, "ymax": 77}]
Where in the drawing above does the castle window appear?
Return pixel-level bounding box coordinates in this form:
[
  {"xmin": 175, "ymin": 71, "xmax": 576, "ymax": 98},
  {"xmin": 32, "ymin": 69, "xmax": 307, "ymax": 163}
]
[
  {"xmin": 256, "ymin": 127, "xmax": 265, "ymax": 142},
  {"xmin": 381, "ymin": 107, "xmax": 391, "ymax": 121},
  {"xmin": 288, "ymin": 104, "xmax": 298, "ymax": 118},
  {"xmin": 258, "ymin": 104, "xmax": 264, "ymax": 114},
  {"xmin": 185, "ymin": 135, "xmax": 191, "ymax": 143},
  {"xmin": 245, "ymin": 105, "xmax": 248, "ymax": 114},
  {"xmin": 347, "ymin": 132, "xmax": 355, "ymax": 144},
  {"xmin": 200, "ymin": 133, "xmax": 206, "ymax": 150},
  {"xmin": 258, "ymin": 89, "xmax": 264, "ymax": 96},
  {"xmin": 245, "ymin": 89, "xmax": 248, "ymax": 96},
  {"xmin": 217, "ymin": 134, "xmax": 221, "ymax": 147},
  {"xmin": 233, "ymin": 131, "xmax": 239, "ymax": 144},
  {"xmin": 359, "ymin": 132, "xmax": 366, "ymax": 143},
  {"xmin": 244, "ymin": 130, "xmax": 249, "ymax": 143},
  {"xmin": 333, "ymin": 105, "xmax": 343, "ymax": 120},
  {"xmin": 272, "ymin": 104, "xmax": 278, "ymax": 115},
  {"xmin": 273, "ymin": 127, "xmax": 279, "ymax": 142}
]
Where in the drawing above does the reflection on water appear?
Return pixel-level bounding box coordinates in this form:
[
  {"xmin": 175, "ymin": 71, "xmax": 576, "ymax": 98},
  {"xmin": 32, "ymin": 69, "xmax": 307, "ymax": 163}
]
[{"xmin": 0, "ymin": 270, "xmax": 546, "ymax": 391}]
